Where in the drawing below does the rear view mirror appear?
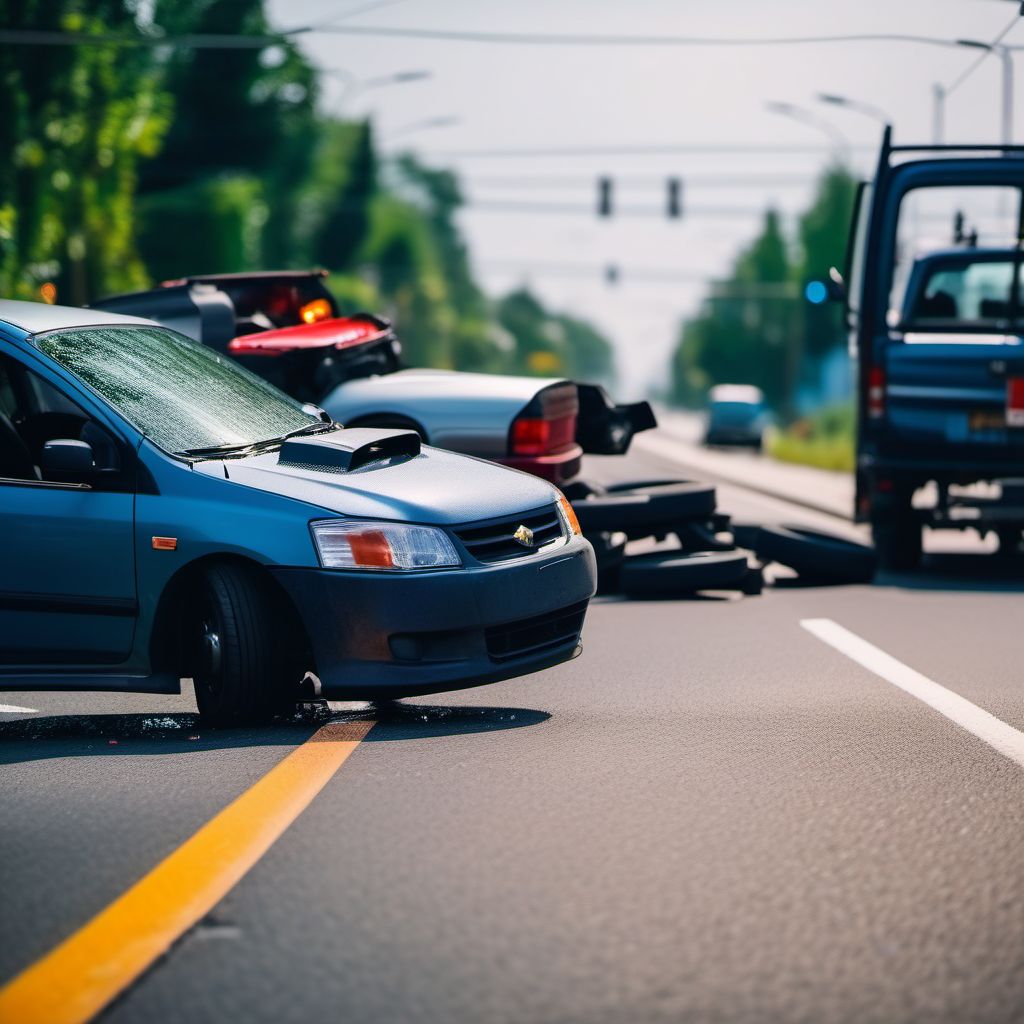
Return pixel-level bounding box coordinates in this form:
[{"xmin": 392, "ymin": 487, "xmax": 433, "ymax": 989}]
[{"xmin": 41, "ymin": 439, "xmax": 94, "ymax": 481}]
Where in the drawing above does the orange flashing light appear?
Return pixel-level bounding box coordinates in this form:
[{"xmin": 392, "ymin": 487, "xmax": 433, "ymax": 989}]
[
  {"xmin": 299, "ymin": 298, "xmax": 332, "ymax": 325},
  {"xmin": 152, "ymin": 537, "xmax": 178, "ymax": 551}
]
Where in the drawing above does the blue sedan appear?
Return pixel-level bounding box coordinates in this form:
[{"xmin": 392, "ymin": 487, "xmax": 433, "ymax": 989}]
[{"xmin": 0, "ymin": 301, "xmax": 596, "ymax": 724}]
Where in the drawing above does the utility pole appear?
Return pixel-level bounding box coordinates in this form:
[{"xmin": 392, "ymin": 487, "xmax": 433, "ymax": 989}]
[{"xmin": 932, "ymin": 83, "xmax": 945, "ymax": 144}]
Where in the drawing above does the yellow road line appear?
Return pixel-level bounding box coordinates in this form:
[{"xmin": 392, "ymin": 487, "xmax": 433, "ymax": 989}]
[{"xmin": 0, "ymin": 718, "xmax": 374, "ymax": 1024}]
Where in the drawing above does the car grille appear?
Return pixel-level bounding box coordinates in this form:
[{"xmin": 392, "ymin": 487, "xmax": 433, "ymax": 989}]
[
  {"xmin": 453, "ymin": 505, "xmax": 564, "ymax": 563},
  {"xmin": 485, "ymin": 600, "xmax": 588, "ymax": 662}
]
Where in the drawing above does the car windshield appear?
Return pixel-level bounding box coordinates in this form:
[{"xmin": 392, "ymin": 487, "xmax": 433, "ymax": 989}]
[
  {"xmin": 710, "ymin": 402, "xmax": 761, "ymax": 422},
  {"xmin": 35, "ymin": 325, "xmax": 320, "ymax": 456}
]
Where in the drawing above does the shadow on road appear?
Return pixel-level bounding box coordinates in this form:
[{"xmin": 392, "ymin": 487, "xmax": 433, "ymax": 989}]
[
  {"xmin": 0, "ymin": 703, "xmax": 550, "ymax": 765},
  {"xmin": 877, "ymin": 552, "xmax": 1024, "ymax": 593}
]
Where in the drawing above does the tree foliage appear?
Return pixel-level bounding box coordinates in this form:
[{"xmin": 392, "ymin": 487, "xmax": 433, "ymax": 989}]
[
  {"xmin": 671, "ymin": 165, "xmax": 856, "ymax": 413},
  {"xmin": 3, "ymin": 0, "xmax": 616, "ymax": 385},
  {"xmin": 0, "ymin": 0, "xmax": 170, "ymax": 302}
]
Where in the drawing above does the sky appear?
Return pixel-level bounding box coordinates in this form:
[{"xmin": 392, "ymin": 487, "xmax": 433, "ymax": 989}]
[{"xmin": 265, "ymin": 0, "xmax": 1022, "ymax": 395}]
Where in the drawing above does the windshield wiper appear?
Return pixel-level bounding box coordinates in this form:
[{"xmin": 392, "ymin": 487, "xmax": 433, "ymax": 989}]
[{"xmin": 175, "ymin": 421, "xmax": 336, "ymax": 460}]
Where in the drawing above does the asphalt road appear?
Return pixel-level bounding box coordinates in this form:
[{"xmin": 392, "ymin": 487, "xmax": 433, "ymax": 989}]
[{"xmin": 3, "ymin": 432, "xmax": 1024, "ymax": 1024}]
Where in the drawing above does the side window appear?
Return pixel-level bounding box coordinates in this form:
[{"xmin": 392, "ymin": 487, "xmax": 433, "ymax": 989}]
[{"xmin": 0, "ymin": 355, "xmax": 121, "ymax": 485}]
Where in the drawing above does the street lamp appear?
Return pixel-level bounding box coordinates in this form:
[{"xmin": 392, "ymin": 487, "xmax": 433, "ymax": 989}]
[
  {"xmin": 323, "ymin": 67, "xmax": 433, "ymax": 113},
  {"xmin": 816, "ymin": 93, "xmax": 892, "ymax": 126},
  {"xmin": 386, "ymin": 115, "xmax": 461, "ymax": 142},
  {"xmin": 954, "ymin": 38, "xmax": 1014, "ymax": 145},
  {"xmin": 765, "ymin": 101, "xmax": 851, "ymax": 165}
]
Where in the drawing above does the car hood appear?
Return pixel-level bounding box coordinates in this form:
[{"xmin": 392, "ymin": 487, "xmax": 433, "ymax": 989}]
[{"xmin": 200, "ymin": 433, "xmax": 559, "ymax": 525}]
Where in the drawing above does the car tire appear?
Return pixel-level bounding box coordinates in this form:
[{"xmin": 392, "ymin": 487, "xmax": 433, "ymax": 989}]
[
  {"xmin": 729, "ymin": 521, "xmax": 762, "ymax": 550},
  {"xmin": 573, "ymin": 481, "xmax": 717, "ymax": 536},
  {"xmin": 190, "ymin": 563, "xmax": 296, "ymax": 727},
  {"xmin": 756, "ymin": 525, "xmax": 878, "ymax": 583},
  {"xmin": 619, "ymin": 550, "xmax": 750, "ymax": 596}
]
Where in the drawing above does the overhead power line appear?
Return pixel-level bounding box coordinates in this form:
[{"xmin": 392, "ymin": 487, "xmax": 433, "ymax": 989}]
[
  {"xmin": 309, "ymin": 25, "xmax": 1022, "ymax": 50},
  {"xmin": 419, "ymin": 143, "xmax": 875, "ymax": 160},
  {"xmin": 3, "ymin": 24, "xmax": 1023, "ymax": 51}
]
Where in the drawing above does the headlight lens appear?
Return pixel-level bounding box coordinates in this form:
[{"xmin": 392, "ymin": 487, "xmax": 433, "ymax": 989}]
[
  {"xmin": 311, "ymin": 519, "xmax": 462, "ymax": 571},
  {"xmin": 555, "ymin": 491, "xmax": 581, "ymax": 536}
]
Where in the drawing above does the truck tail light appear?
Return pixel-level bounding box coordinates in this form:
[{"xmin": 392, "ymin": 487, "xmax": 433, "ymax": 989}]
[
  {"xmin": 509, "ymin": 384, "xmax": 579, "ymax": 457},
  {"xmin": 867, "ymin": 367, "xmax": 886, "ymax": 420}
]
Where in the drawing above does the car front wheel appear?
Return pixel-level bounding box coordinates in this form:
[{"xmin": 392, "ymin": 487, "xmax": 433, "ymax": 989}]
[{"xmin": 189, "ymin": 563, "xmax": 296, "ymax": 726}]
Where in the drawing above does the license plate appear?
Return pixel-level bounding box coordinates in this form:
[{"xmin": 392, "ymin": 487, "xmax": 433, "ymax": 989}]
[
  {"xmin": 970, "ymin": 409, "xmax": 1006, "ymax": 431},
  {"xmin": 1007, "ymin": 378, "xmax": 1024, "ymax": 428}
]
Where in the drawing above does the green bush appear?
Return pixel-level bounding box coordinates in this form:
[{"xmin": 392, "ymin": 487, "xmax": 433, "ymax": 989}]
[{"xmin": 767, "ymin": 403, "xmax": 855, "ymax": 472}]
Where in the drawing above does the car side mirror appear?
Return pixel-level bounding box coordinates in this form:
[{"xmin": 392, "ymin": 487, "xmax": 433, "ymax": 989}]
[
  {"xmin": 826, "ymin": 266, "xmax": 847, "ymax": 303},
  {"xmin": 41, "ymin": 439, "xmax": 95, "ymax": 481}
]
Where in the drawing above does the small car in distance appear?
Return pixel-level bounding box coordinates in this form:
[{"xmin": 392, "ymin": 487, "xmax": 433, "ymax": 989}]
[
  {"xmin": 703, "ymin": 384, "xmax": 767, "ymax": 450},
  {"xmin": 0, "ymin": 300, "xmax": 596, "ymax": 724}
]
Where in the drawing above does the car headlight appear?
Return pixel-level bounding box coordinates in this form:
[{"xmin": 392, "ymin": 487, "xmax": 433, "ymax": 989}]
[
  {"xmin": 310, "ymin": 519, "xmax": 462, "ymax": 571},
  {"xmin": 555, "ymin": 491, "xmax": 582, "ymax": 536}
]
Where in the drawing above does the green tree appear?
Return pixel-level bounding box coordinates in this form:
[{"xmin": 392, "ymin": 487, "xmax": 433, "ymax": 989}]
[
  {"xmin": 796, "ymin": 166, "xmax": 856, "ymax": 358},
  {"xmin": 672, "ymin": 209, "xmax": 794, "ymax": 409},
  {"xmin": 0, "ymin": 1, "xmax": 170, "ymax": 302},
  {"xmin": 670, "ymin": 165, "xmax": 857, "ymax": 413},
  {"xmin": 137, "ymin": 0, "xmax": 317, "ymax": 277},
  {"xmin": 497, "ymin": 288, "xmax": 615, "ymax": 383}
]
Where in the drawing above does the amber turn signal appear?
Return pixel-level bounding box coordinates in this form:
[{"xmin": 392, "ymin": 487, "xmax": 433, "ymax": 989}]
[{"xmin": 557, "ymin": 494, "xmax": 581, "ymax": 536}]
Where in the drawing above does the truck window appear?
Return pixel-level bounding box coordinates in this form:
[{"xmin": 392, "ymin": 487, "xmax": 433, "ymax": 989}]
[
  {"xmin": 907, "ymin": 259, "xmax": 1018, "ymax": 327},
  {"xmin": 887, "ymin": 184, "xmax": 1022, "ymax": 322}
]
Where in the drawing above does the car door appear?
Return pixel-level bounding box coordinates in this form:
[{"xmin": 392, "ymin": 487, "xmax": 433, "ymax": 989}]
[{"xmin": 0, "ymin": 350, "xmax": 137, "ymax": 671}]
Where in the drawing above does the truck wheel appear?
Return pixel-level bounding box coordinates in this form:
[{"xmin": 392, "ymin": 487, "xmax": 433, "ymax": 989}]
[
  {"xmin": 871, "ymin": 516, "xmax": 922, "ymax": 572},
  {"xmin": 996, "ymin": 527, "xmax": 1021, "ymax": 557},
  {"xmin": 189, "ymin": 563, "xmax": 296, "ymax": 727}
]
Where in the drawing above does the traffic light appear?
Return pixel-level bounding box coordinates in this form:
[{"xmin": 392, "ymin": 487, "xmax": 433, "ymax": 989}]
[
  {"xmin": 597, "ymin": 177, "xmax": 613, "ymax": 217},
  {"xmin": 667, "ymin": 177, "xmax": 683, "ymax": 219}
]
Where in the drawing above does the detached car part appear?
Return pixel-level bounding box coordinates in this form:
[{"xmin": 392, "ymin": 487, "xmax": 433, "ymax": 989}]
[
  {"xmin": 752, "ymin": 525, "xmax": 877, "ymax": 584},
  {"xmin": 619, "ymin": 550, "xmax": 751, "ymax": 597}
]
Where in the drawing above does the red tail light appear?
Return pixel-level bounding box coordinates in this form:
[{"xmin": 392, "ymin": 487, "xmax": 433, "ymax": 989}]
[
  {"xmin": 511, "ymin": 415, "xmax": 577, "ymax": 456},
  {"xmin": 867, "ymin": 366, "xmax": 886, "ymax": 420}
]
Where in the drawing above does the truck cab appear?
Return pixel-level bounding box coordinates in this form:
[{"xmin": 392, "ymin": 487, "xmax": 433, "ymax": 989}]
[{"xmin": 845, "ymin": 130, "xmax": 1024, "ymax": 568}]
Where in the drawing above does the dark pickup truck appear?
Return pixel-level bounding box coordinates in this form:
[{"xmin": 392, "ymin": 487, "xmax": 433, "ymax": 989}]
[{"xmin": 843, "ymin": 130, "xmax": 1024, "ymax": 569}]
